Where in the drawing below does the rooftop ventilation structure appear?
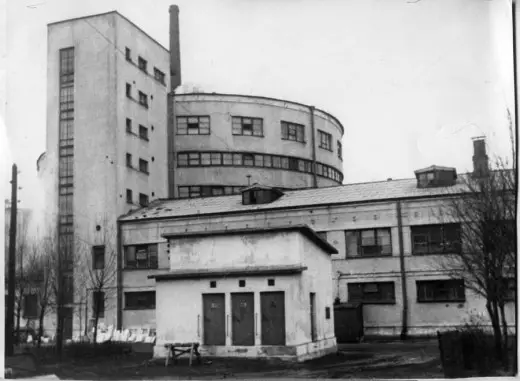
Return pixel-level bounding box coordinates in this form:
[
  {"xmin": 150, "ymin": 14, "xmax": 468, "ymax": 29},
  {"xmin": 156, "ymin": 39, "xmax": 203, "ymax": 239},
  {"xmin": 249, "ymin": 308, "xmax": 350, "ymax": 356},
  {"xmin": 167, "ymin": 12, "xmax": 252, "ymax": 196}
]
[
  {"xmin": 414, "ymin": 165, "xmax": 457, "ymax": 189},
  {"xmin": 241, "ymin": 183, "xmax": 284, "ymax": 205}
]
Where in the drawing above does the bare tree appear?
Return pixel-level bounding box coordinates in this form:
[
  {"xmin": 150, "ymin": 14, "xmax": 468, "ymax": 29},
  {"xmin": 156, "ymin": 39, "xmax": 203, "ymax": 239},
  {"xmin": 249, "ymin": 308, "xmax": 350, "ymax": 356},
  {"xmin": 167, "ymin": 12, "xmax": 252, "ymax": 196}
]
[
  {"xmin": 439, "ymin": 149, "xmax": 516, "ymax": 369},
  {"xmin": 76, "ymin": 226, "xmax": 118, "ymax": 344}
]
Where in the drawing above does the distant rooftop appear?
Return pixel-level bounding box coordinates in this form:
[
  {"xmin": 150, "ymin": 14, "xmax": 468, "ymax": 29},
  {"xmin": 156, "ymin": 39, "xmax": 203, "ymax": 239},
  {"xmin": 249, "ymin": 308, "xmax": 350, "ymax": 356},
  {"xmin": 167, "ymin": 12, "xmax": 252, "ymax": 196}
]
[{"xmin": 120, "ymin": 175, "xmax": 474, "ymax": 223}]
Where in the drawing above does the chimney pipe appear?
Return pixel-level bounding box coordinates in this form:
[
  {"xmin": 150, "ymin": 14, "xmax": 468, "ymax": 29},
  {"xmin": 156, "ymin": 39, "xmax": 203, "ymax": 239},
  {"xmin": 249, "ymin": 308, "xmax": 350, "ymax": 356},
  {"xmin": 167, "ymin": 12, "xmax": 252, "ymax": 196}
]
[
  {"xmin": 472, "ymin": 136, "xmax": 489, "ymax": 177},
  {"xmin": 169, "ymin": 5, "xmax": 182, "ymax": 91}
]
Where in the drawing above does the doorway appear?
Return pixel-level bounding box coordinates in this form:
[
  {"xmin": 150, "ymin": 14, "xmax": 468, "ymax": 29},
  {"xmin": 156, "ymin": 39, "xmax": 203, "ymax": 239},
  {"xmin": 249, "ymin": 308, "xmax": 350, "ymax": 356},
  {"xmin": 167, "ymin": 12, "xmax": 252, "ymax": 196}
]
[
  {"xmin": 260, "ymin": 291, "xmax": 286, "ymax": 345},
  {"xmin": 231, "ymin": 293, "xmax": 255, "ymax": 346},
  {"xmin": 202, "ymin": 293, "xmax": 226, "ymax": 345}
]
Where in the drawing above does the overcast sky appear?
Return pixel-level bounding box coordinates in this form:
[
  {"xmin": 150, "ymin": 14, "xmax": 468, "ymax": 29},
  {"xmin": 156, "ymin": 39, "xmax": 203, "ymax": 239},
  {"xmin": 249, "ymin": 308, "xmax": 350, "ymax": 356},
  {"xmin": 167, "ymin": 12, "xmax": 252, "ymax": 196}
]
[{"xmin": 0, "ymin": 0, "xmax": 516, "ymax": 213}]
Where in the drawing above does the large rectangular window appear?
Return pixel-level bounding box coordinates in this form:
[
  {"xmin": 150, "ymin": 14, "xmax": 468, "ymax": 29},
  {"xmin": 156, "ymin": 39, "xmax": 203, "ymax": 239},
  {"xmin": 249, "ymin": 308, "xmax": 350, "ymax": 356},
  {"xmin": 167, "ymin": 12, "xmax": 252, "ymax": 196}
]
[
  {"xmin": 23, "ymin": 294, "xmax": 38, "ymax": 318},
  {"xmin": 232, "ymin": 117, "xmax": 263, "ymax": 137},
  {"xmin": 92, "ymin": 291, "xmax": 105, "ymax": 317},
  {"xmin": 345, "ymin": 228, "xmax": 392, "ymax": 257},
  {"xmin": 177, "ymin": 116, "xmax": 210, "ymax": 135},
  {"xmin": 124, "ymin": 291, "xmax": 156, "ymax": 310},
  {"xmin": 411, "ymin": 224, "xmax": 461, "ymax": 255},
  {"xmin": 416, "ymin": 280, "xmax": 465, "ymax": 303},
  {"xmin": 124, "ymin": 244, "xmax": 158, "ymax": 269},
  {"xmin": 281, "ymin": 121, "xmax": 305, "ymax": 143},
  {"xmin": 318, "ymin": 130, "xmax": 332, "ymax": 151},
  {"xmin": 348, "ymin": 282, "xmax": 395, "ymax": 304}
]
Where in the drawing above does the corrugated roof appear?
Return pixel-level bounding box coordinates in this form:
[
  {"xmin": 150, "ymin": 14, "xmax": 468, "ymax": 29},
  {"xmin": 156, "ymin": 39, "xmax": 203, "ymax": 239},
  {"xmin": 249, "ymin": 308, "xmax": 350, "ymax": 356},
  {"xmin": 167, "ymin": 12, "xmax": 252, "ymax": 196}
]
[{"xmin": 120, "ymin": 175, "xmax": 472, "ymax": 223}]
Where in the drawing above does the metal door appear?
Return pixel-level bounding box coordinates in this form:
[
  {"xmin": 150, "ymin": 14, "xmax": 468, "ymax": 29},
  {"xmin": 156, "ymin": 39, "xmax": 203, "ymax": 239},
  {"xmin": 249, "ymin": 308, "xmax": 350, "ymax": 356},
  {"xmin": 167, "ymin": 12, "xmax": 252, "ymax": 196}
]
[
  {"xmin": 203, "ymin": 293, "xmax": 226, "ymax": 345},
  {"xmin": 260, "ymin": 291, "xmax": 286, "ymax": 345},
  {"xmin": 231, "ymin": 293, "xmax": 255, "ymax": 346}
]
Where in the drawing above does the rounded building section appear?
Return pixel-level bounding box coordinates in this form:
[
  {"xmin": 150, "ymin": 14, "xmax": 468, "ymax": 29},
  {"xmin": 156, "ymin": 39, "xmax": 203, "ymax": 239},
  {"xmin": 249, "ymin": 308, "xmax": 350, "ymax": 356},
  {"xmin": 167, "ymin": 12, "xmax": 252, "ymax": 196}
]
[{"xmin": 171, "ymin": 93, "xmax": 344, "ymax": 198}]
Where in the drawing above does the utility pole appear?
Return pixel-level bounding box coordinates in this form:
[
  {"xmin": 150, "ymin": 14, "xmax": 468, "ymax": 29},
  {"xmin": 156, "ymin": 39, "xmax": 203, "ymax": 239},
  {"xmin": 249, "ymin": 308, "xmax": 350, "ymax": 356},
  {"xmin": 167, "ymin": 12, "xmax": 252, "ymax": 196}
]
[{"xmin": 6, "ymin": 164, "xmax": 18, "ymax": 356}]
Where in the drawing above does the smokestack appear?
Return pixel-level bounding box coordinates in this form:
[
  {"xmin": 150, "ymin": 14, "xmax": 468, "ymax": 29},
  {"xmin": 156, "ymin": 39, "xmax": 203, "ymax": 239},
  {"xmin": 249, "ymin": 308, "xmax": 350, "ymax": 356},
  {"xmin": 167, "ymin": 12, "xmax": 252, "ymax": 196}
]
[
  {"xmin": 472, "ymin": 136, "xmax": 489, "ymax": 177},
  {"xmin": 169, "ymin": 5, "xmax": 182, "ymax": 91}
]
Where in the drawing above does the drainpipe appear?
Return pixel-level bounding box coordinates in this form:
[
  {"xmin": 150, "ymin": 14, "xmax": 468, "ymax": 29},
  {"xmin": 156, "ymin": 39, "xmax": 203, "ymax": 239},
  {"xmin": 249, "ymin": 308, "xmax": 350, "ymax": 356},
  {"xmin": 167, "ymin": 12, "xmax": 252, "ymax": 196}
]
[
  {"xmin": 168, "ymin": 92, "xmax": 176, "ymax": 198},
  {"xmin": 116, "ymin": 219, "xmax": 123, "ymax": 330},
  {"xmin": 309, "ymin": 106, "xmax": 318, "ymax": 188},
  {"xmin": 396, "ymin": 200, "xmax": 408, "ymax": 340}
]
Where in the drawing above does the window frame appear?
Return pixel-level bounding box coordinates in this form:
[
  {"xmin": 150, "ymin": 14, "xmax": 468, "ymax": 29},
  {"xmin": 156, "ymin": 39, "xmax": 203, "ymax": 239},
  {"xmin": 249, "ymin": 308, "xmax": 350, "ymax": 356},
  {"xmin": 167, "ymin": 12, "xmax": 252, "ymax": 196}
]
[
  {"xmin": 411, "ymin": 223, "xmax": 462, "ymax": 255},
  {"xmin": 281, "ymin": 121, "xmax": 305, "ymax": 143},
  {"xmin": 347, "ymin": 282, "xmax": 396, "ymax": 304},
  {"xmin": 126, "ymin": 189, "xmax": 133, "ymax": 204},
  {"xmin": 139, "ymin": 158, "xmax": 149, "ymax": 174},
  {"xmin": 153, "ymin": 67, "xmax": 166, "ymax": 85},
  {"xmin": 124, "ymin": 291, "xmax": 156, "ymax": 310},
  {"xmin": 138, "ymin": 91, "xmax": 148, "ymax": 108},
  {"xmin": 92, "ymin": 245, "xmax": 105, "ymax": 270},
  {"xmin": 124, "ymin": 244, "xmax": 158, "ymax": 269},
  {"xmin": 139, "ymin": 193, "xmax": 149, "ymax": 207},
  {"xmin": 318, "ymin": 130, "xmax": 332, "ymax": 151},
  {"xmin": 137, "ymin": 56, "xmax": 148, "ymax": 73},
  {"xmin": 138, "ymin": 125, "xmax": 149, "ymax": 141},
  {"xmin": 345, "ymin": 228, "xmax": 393, "ymax": 258},
  {"xmin": 416, "ymin": 279, "xmax": 466, "ymax": 303},
  {"xmin": 176, "ymin": 116, "xmax": 211, "ymax": 135},
  {"xmin": 231, "ymin": 116, "xmax": 264, "ymax": 137},
  {"xmin": 125, "ymin": 47, "xmax": 132, "ymax": 62},
  {"xmin": 126, "ymin": 153, "xmax": 133, "ymax": 168}
]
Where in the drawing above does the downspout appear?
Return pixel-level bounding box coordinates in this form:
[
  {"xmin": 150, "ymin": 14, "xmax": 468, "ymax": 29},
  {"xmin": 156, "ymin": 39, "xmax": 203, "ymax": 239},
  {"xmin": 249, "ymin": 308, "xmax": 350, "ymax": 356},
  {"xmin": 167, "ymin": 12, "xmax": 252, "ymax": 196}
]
[
  {"xmin": 396, "ymin": 200, "xmax": 408, "ymax": 340},
  {"xmin": 116, "ymin": 219, "xmax": 123, "ymax": 330},
  {"xmin": 167, "ymin": 92, "xmax": 176, "ymax": 198},
  {"xmin": 309, "ymin": 106, "xmax": 318, "ymax": 188}
]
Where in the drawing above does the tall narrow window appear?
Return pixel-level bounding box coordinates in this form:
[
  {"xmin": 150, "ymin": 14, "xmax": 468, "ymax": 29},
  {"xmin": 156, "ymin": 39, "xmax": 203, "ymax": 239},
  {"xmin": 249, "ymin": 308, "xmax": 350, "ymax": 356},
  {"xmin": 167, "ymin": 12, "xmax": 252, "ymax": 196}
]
[
  {"xmin": 125, "ymin": 47, "xmax": 132, "ymax": 61},
  {"xmin": 138, "ymin": 56, "xmax": 148, "ymax": 73},
  {"xmin": 318, "ymin": 130, "xmax": 332, "ymax": 151},
  {"xmin": 92, "ymin": 291, "xmax": 105, "ymax": 318},
  {"xmin": 126, "ymin": 118, "xmax": 132, "ymax": 133},
  {"xmin": 92, "ymin": 246, "xmax": 105, "ymax": 270},
  {"xmin": 338, "ymin": 141, "xmax": 343, "ymax": 160},
  {"xmin": 138, "ymin": 91, "xmax": 148, "ymax": 108},
  {"xmin": 154, "ymin": 68, "xmax": 165, "ymax": 85},
  {"xmin": 126, "ymin": 189, "xmax": 133, "ymax": 204},
  {"xmin": 126, "ymin": 153, "xmax": 132, "ymax": 168},
  {"xmin": 126, "ymin": 83, "xmax": 132, "ymax": 98}
]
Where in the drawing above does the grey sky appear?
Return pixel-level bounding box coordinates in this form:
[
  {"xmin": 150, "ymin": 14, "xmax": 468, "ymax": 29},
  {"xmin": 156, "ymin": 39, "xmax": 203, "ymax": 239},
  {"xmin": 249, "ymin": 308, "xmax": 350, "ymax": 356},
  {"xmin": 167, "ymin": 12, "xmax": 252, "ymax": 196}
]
[{"xmin": 1, "ymin": 0, "xmax": 515, "ymax": 213}]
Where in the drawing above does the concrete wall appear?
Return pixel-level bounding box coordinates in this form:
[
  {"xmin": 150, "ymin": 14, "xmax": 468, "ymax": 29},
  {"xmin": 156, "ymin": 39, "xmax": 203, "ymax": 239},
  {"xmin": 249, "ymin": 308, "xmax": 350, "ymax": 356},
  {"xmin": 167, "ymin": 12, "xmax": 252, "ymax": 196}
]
[
  {"xmin": 121, "ymin": 194, "xmax": 516, "ymax": 337},
  {"xmin": 172, "ymin": 94, "xmax": 344, "ymax": 193},
  {"xmin": 46, "ymin": 12, "xmax": 169, "ymax": 336},
  {"xmin": 152, "ymin": 231, "xmax": 335, "ymax": 361}
]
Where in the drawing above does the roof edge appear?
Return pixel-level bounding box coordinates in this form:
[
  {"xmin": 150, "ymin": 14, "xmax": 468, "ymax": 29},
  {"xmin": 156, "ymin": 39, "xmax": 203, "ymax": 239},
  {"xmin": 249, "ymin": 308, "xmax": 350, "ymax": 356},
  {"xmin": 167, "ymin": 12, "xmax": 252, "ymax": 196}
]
[
  {"xmin": 47, "ymin": 10, "xmax": 169, "ymax": 53},
  {"xmin": 161, "ymin": 224, "xmax": 338, "ymax": 254},
  {"xmin": 174, "ymin": 92, "xmax": 345, "ymax": 135}
]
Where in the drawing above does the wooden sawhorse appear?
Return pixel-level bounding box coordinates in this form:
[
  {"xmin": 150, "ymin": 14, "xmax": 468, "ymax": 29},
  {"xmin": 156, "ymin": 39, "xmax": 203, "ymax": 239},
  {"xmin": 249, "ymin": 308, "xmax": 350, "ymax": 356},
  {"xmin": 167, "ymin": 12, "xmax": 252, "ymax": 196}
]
[{"xmin": 164, "ymin": 342, "xmax": 202, "ymax": 367}]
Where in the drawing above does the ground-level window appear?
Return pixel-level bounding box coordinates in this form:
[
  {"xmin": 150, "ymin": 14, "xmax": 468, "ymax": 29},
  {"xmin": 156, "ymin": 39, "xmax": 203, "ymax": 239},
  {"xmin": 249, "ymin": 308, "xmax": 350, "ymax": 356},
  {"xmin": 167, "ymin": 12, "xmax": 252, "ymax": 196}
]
[
  {"xmin": 23, "ymin": 294, "xmax": 38, "ymax": 318},
  {"xmin": 347, "ymin": 282, "xmax": 395, "ymax": 304},
  {"xmin": 124, "ymin": 244, "xmax": 158, "ymax": 269},
  {"xmin": 416, "ymin": 279, "xmax": 465, "ymax": 303},
  {"xmin": 92, "ymin": 291, "xmax": 105, "ymax": 317},
  {"xmin": 124, "ymin": 291, "xmax": 156, "ymax": 310}
]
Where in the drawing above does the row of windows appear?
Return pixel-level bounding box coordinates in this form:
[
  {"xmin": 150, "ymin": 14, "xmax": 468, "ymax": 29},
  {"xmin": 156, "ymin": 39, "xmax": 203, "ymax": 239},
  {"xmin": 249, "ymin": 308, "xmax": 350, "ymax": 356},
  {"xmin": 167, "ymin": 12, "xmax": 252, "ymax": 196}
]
[
  {"xmin": 126, "ymin": 189, "xmax": 149, "ymax": 207},
  {"xmin": 126, "ymin": 153, "xmax": 149, "ymax": 174},
  {"xmin": 178, "ymin": 185, "xmax": 247, "ymax": 199},
  {"xmin": 126, "ymin": 83, "xmax": 149, "ymax": 108},
  {"xmin": 177, "ymin": 151, "xmax": 344, "ymax": 183},
  {"xmin": 125, "ymin": 47, "xmax": 166, "ymax": 86},
  {"xmin": 347, "ymin": 278, "xmax": 516, "ymax": 304},
  {"xmin": 176, "ymin": 116, "xmax": 342, "ymax": 158},
  {"xmin": 126, "ymin": 118, "xmax": 149, "ymax": 140}
]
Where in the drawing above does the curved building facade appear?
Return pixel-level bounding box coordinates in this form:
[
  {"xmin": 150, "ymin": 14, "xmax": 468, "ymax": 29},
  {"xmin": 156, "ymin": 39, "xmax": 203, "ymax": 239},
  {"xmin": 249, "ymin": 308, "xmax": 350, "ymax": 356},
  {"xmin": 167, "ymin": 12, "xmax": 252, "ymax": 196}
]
[{"xmin": 170, "ymin": 93, "xmax": 345, "ymax": 198}]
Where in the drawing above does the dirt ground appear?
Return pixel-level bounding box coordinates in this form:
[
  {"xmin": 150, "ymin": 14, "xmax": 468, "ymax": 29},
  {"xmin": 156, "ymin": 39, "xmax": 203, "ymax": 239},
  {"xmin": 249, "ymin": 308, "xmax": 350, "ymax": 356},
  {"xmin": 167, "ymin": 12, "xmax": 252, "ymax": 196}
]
[{"xmin": 6, "ymin": 339, "xmax": 445, "ymax": 379}]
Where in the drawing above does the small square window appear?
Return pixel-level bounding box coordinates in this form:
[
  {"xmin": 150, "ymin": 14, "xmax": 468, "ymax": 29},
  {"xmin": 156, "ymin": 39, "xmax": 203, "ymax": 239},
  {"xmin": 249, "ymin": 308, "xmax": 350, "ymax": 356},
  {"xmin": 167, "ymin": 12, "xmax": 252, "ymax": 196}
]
[
  {"xmin": 210, "ymin": 281, "xmax": 217, "ymax": 288},
  {"xmin": 268, "ymin": 279, "xmax": 275, "ymax": 286},
  {"xmin": 239, "ymin": 280, "xmax": 246, "ymax": 287}
]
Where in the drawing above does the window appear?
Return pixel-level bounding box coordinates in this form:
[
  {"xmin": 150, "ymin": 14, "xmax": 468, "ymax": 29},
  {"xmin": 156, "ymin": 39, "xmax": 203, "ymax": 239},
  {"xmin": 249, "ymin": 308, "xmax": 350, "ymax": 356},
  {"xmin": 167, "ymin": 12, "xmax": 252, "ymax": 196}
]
[
  {"xmin": 188, "ymin": 153, "xmax": 200, "ymax": 166},
  {"xmin": 281, "ymin": 121, "xmax": 305, "ymax": 143},
  {"xmin": 139, "ymin": 193, "xmax": 149, "ymax": 207},
  {"xmin": 138, "ymin": 91, "xmax": 148, "ymax": 108},
  {"xmin": 232, "ymin": 117, "xmax": 263, "ymax": 137},
  {"xmin": 154, "ymin": 68, "xmax": 165, "ymax": 85},
  {"xmin": 348, "ymin": 282, "xmax": 395, "ymax": 304},
  {"xmin": 318, "ymin": 130, "xmax": 332, "ymax": 151},
  {"xmin": 416, "ymin": 280, "xmax": 465, "ymax": 303},
  {"xmin": 139, "ymin": 125, "xmax": 148, "ymax": 140},
  {"xmin": 126, "ymin": 118, "xmax": 132, "ymax": 133},
  {"xmin": 503, "ymin": 277, "xmax": 516, "ymax": 302},
  {"xmin": 126, "ymin": 83, "xmax": 132, "ymax": 98},
  {"xmin": 138, "ymin": 56, "xmax": 148, "ymax": 73},
  {"xmin": 124, "ymin": 291, "xmax": 155, "ymax": 310},
  {"xmin": 210, "ymin": 281, "xmax": 217, "ymax": 288},
  {"xmin": 139, "ymin": 159, "xmax": 149, "ymax": 174},
  {"xmin": 63, "ymin": 275, "xmax": 74, "ymax": 304},
  {"xmin": 126, "ymin": 189, "xmax": 133, "ymax": 204},
  {"xmin": 411, "ymin": 224, "xmax": 461, "ymax": 255},
  {"xmin": 92, "ymin": 291, "xmax": 105, "ymax": 317},
  {"xmin": 59, "ymin": 47, "xmax": 75, "ymax": 84},
  {"xmin": 124, "ymin": 244, "xmax": 158, "ymax": 269},
  {"xmin": 177, "ymin": 153, "xmax": 188, "ymax": 167},
  {"xmin": 338, "ymin": 141, "xmax": 343, "ymax": 160},
  {"xmin": 268, "ymin": 279, "xmax": 275, "ymax": 286},
  {"xmin": 345, "ymin": 228, "xmax": 392, "ymax": 257},
  {"xmin": 176, "ymin": 116, "xmax": 210, "ymax": 135},
  {"xmin": 126, "ymin": 153, "xmax": 132, "ymax": 168},
  {"xmin": 243, "ymin": 153, "xmax": 254, "ymax": 166},
  {"xmin": 23, "ymin": 294, "xmax": 38, "ymax": 318},
  {"xmin": 239, "ymin": 280, "xmax": 246, "ymax": 287},
  {"xmin": 92, "ymin": 246, "xmax": 105, "ymax": 270},
  {"xmin": 125, "ymin": 47, "xmax": 131, "ymax": 61}
]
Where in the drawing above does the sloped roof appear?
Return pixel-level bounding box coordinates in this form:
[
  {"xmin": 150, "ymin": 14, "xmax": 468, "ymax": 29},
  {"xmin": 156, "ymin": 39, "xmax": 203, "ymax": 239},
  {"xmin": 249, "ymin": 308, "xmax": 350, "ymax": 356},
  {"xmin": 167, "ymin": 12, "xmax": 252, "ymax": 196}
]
[{"xmin": 119, "ymin": 176, "xmax": 472, "ymax": 223}]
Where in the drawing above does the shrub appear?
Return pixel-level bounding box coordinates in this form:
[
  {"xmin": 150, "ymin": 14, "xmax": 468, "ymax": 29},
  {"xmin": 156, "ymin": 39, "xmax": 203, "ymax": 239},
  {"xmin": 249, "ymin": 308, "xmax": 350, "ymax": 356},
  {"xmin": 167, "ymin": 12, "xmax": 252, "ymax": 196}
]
[{"xmin": 64, "ymin": 341, "xmax": 133, "ymax": 359}]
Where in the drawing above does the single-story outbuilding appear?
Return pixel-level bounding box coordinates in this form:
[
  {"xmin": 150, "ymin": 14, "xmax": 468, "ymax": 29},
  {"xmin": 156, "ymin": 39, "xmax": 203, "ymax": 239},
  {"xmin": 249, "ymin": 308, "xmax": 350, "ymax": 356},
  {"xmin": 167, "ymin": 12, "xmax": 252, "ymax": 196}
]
[{"xmin": 148, "ymin": 225, "xmax": 338, "ymax": 362}]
